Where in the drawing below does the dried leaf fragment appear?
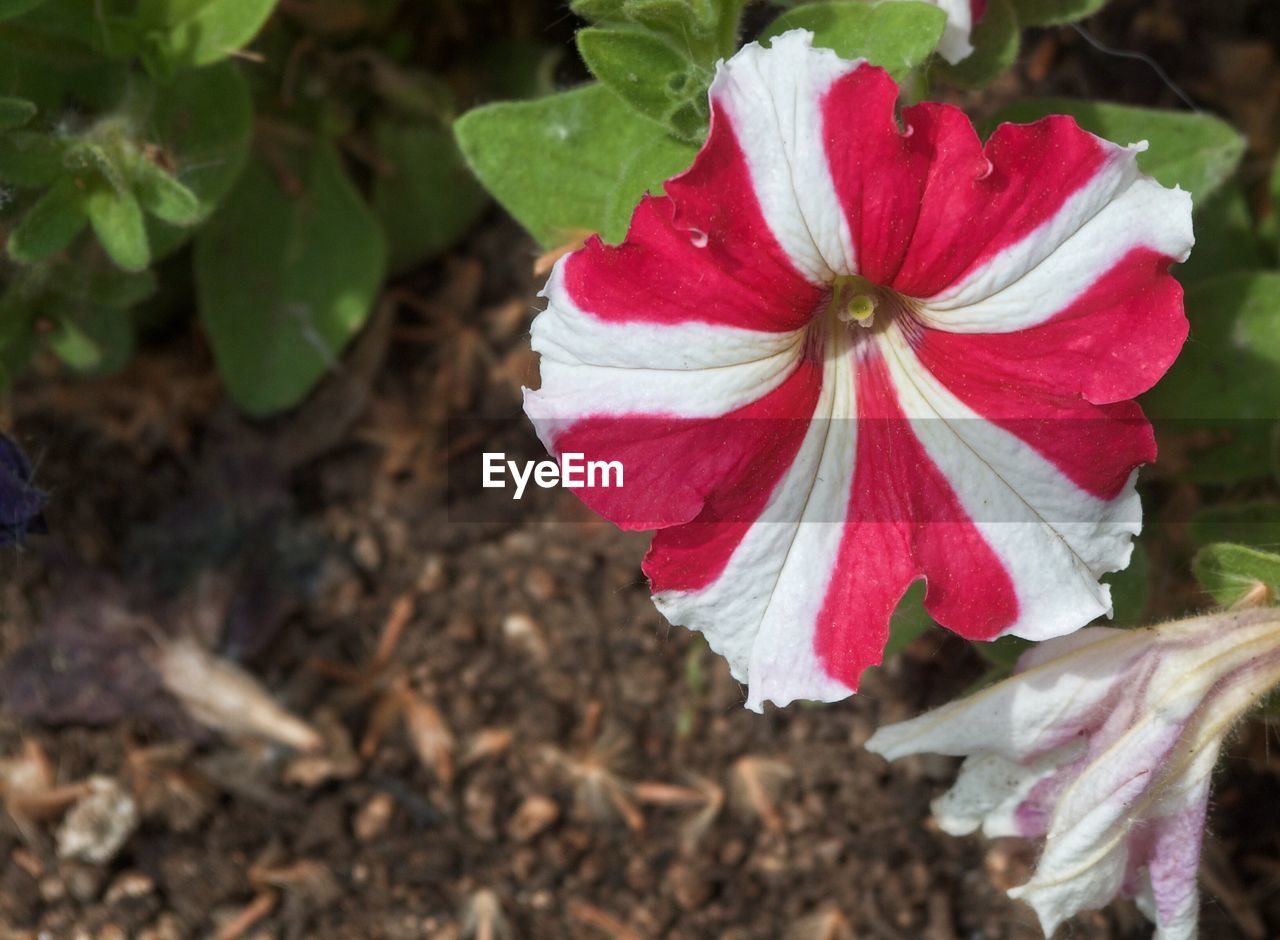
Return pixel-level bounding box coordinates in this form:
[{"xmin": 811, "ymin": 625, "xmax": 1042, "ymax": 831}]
[{"xmin": 155, "ymin": 637, "xmax": 322, "ymax": 752}]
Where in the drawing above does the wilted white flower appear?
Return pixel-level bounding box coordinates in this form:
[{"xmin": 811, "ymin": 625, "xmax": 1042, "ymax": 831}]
[{"xmin": 866, "ymin": 608, "xmax": 1280, "ymax": 940}]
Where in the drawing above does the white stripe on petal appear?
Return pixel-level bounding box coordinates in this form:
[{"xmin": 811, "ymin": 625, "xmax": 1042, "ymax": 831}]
[
  {"xmin": 920, "ymin": 154, "xmax": 1193, "ymax": 331},
  {"xmin": 653, "ymin": 330, "xmax": 858, "ymax": 712},
  {"xmin": 710, "ymin": 30, "xmax": 859, "ymax": 283},
  {"xmin": 878, "ymin": 326, "xmax": 1141, "ymax": 641},
  {"xmin": 525, "ymin": 262, "xmax": 805, "ymax": 441},
  {"xmin": 932, "ymin": 746, "xmax": 1082, "ymax": 838}
]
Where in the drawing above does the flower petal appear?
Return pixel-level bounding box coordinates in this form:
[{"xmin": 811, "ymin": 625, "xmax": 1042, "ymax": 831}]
[
  {"xmin": 878, "ymin": 328, "xmax": 1143, "ymax": 640},
  {"xmin": 646, "ymin": 335, "xmax": 858, "ymax": 710},
  {"xmin": 919, "ymin": 174, "xmax": 1193, "ymax": 328},
  {"xmin": 707, "ymin": 30, "xmax": 858, "ymax": 282},
  {"xmin": 813, "ymin": 345, "xmax": 1020, "ymax": 691},
  {"xmin": 933, "ymin": 0, "xmax": 977, "ymax": 64},
  {"xmin": 930, "ymin": 748, "xmax": 1077, "ymax": 838},
  {"xmin": 865, "ymin": 628, "xmax": 1148, "ymax": 762}
]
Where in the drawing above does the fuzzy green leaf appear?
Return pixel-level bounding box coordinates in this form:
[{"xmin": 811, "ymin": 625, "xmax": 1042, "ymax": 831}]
[
  {"xmin": 991, "ymin": 99, "xmax": 1245, "ymax": 204},
  {"xmin": 574, "ymin": 0, "xmax": 738, "ymax": 58},
  {"xmin": 194, "ymin": 145, "xmax": 387, "ymax": 416},
  {"xmin": 7, "ymin": 176, "xmax": 87, "ymax": 262},
  {"xmin": 762, "ymin": 0, "xmax": 948, "ymax": 82},
  {"xmin": 372, "ymin": 121, "xmax": 488, "ymax": 273},
  {"xmin": 576, "ymin": 26, "xmax": 706, "ymax": 140},
  {"xmin": 1193, "ymin": 543, "xmax": 1280, "ymax": 608},
  {"xmin": 455, "ymin": 82, "xmax": 697, "ymax": 249},
  {"xmin": 141, "ymin": 61, "xmax": 252, "ymax": 259},
  {"xmin": 132, "ymin": 158, "xmax": 202, "ymax": 227},
  {"xmin": 86, "ymin": 183, "xmax": 150, "ymax": 271},
  {"xmin": 140, "ymin": 0, "xmax": 276, "ymax": 71}
]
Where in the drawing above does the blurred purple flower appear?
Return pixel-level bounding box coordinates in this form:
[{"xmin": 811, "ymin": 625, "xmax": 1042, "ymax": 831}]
[{"xmin": 0, "ymin": 431, "xmax": 47, "ymax": 547}]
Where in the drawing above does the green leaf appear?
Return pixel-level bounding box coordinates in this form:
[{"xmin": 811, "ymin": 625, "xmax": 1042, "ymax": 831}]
[
  {"xmin": 882, "ymin": 581, "xmax": 934, "ymax": 658},
  {"xmin": 934, "ymin": 0, "xmax": 1019, "ymax": 88},
  {"xmin": 87, "ymin": 267, "xmax": 158, "ymax": 308},
  {"xmin": 455, "ymin": 83, "xmax": 697, "ymax": 250},
  {"xmin": 0, "ymin": 130, "xmax": 61, "ymax": 186},
  {"xmin": 0, "ymin": 94, "xmax": 34, "ymax": 129},
  {"xmin": 1104, "ymin": 540, "xmax": 1148, "ymax": 626},
  {"xmin": 1143, "ymin": 272, "xmax": 1280, "ymax": 484},
  {"xmin": 144, "ymin": 61, "xmax": 254, "ymax": 258},
  {"xmin": 372, "ymin": 121, "xmax": 488, "ymax": 274},
  {"xmin": 761, "ymin": 0, "xmax": 948, "ymax": 82},
  {"xmin": 990, "ymin": 99, "xmax": 1245, "ymax": 205},
  {"xmin": 46, "ymin": 304, "xmax": 135, "ymax": 375},
  {"xmin": 86, "ymin": 183, "xmax": 150, "ymax": 271},
  {"xmin": 7, "ymin": 176, "xmax": 87, "ymax": 263},
  {"xmin": 0, "ymin": 4, "xmax": 129, "ymax": 112},
  {"xmin": 574, "ymin": 0, "xmax": 739, "ymax": 59},
  {"xmin": 132, "ymin": 157, "xmax": 202, "ymax": 226},
  {"xmin": 138, "ymin": 0, "xmax": 222, "ymax": 29},
  {"xmin": 1175, "ymin": 185, "xmax": 1264, "ymax": 287},
  {"xmin": 140, "ymin": 0, "xmax": 276, "ymax": 71},
  {"xmin": 1189, "ymin": 503, "xmax": 1280, "ymax": 550},
  {"xmin": 571, "ymin": 0, "xmax": 626, "ymax": 21},
  {"xmin": 1011, "ymin": 0, "xmax": 1107, "ymax": 27},
  {"xmin": 194, "ymin": 144, "xmax": 387, "ymax": 416},
  {"xmin": 47, "ymin": 316, "xmax": 100, "ymax": 370},
  {"xmin": 0, "ymin": 0, "xmax": 51, "ymax": 21},
  {"xmin": 1193, "ymin": 543, "xmax": 1280, "ymax": 608},
  {"xmin": 0, "ymin": 0, "xmax": 122, "ymax": 65},
  {"xmin": 576, "ymin": 26, "xmax": 706, "ymax": 140},
  {"xmin": 975, "ymin": 635, "xmax": 1032, "ymax": 672}
]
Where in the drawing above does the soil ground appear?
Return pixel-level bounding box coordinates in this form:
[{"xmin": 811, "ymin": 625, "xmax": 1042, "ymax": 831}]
[{"xmin": 3, "ymin": 2, "xmax": 1280, "ymax": 938}]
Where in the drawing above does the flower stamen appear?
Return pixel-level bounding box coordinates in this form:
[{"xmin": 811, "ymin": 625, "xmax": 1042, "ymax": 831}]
[{"xmin": 827, "ymin": 275, "xmax": 883, "ymax": 329}]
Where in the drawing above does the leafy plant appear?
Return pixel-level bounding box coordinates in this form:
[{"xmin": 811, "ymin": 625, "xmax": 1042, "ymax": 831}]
[{"xmin": 0, "ymin": 0, "xmax": 509, "ymax": 414}]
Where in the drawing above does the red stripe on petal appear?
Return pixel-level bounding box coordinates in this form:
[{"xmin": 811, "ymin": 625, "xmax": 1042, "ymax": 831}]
[
  {"xmin": 971, "ymin": 0, "xmax": 987, "ymax": 21},
  {"xmin": 817, "ymin": 67, "xmax": 934, "ymax": 288},
  {"xmin": 552, "ymin": 358, "xmax": 821, "ymax": 547},
  {"xmin": 894, "ymin": 113, "xmax": 1108, "ymax": 298},
  {"xmin": 819, "ymin": 72, "xmax": 1110, "ymax": 296},
  {"xmin": 638, "ymin": 367, "xmax": 823, "ymax": 592},
  {"xmin": 814, "ymin": 349, "xmax": 1017, "ymax": 689},
  {"xmin": 563, "ymin": 100, "xmax": 823, "ymax": 332},
  {"xmin": 911, "ymin": 249, "xmax": 1183, "ymax": 498}
]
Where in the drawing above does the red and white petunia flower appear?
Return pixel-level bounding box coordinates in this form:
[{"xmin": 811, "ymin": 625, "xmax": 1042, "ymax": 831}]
[
  {"xmin": 524, "ymin": 30, "xmax": 1192, "ymax": 711},
  {"xmin": 934, "ymin": 0, "xmax": 988, "ymax": 64}
]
